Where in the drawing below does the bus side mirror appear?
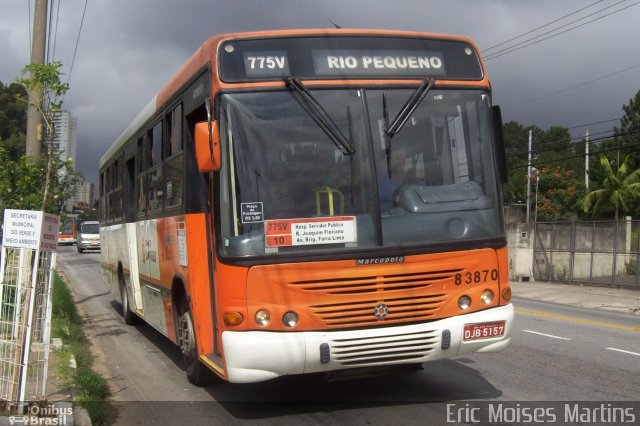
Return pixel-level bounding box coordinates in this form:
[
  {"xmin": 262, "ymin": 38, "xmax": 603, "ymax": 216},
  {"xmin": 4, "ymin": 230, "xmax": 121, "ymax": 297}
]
[
  {"xmin": 491, "ymin": 105, "xmax": 508, "ymax": 184},
  {"xmin": 195, "ymin": 120, "xmax": 221, "ymax": 172}
]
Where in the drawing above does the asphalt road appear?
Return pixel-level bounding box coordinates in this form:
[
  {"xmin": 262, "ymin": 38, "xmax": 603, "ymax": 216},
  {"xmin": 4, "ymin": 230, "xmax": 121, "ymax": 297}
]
[{"xmin": 55, "ymin": 246, "xmax": 640, "ymax": 425}]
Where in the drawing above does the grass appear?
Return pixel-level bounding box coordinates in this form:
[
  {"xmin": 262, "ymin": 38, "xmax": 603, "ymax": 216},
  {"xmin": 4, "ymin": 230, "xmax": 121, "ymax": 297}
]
[{"xmin": 51, "ymin": 272, "xmax": 111, "ymax": 425}]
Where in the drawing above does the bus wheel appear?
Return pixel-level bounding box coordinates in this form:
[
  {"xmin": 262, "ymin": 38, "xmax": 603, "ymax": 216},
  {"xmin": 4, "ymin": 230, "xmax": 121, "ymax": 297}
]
[
  {"xmin": 119, "ymin": 277, "xmax": 137, "ymax": 325},
  {"xmin": 177, "ymin": 304, "xmax": 212, "ymax": 386}
]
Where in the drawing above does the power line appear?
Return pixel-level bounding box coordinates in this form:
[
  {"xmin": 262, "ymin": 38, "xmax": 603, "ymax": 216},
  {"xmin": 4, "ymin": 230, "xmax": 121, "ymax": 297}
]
[
  {"xmin": 482, "ymin": 0, "xmax": 607, "ymax": 52},
  {"xmin": 27, "ymin": 0, "xmax": 32, "ymax": 58},
  {"xmin": 66, "ymin": 0, "xmax": 88, "ymax": 86},
  {"xmin": 509, "ymin": 62, "xmax": 640, "ymax": 107},
  {"xmin": 485, "ymin": 1, "xmax": 640, "ymax": 61},
  {"xmin": 485, "ymin": 0, "xmax": 632, "ymax": 60},
  {"xmin": 51, "ymin": 0, "xmax": 61, "ymax": 61},
  {"xmin": 511, "ymin": 139, "xmax": 640, "ymax": 170},
  {"xmin": 507, "ymin": 126, "xmax": 630, "ymax": 156},
  {"xmin": 504, "ymin": 118, "xmax": 622, "ymax": 155},
  {"xmin": 509, "ymin": 128, "xmax": 640, "ymax": 168},
  {"xmin": 46, "ymin": 0, "xmax": 53, "ymax": 63},
  {"xmin": 567, "ymin": 118, "xmax": 620, "ymax": 130},
  {"xmin": 484, "ymin": 0, "xmax": 628, "ymax": 59},
  {"xmin": 43, "ymin": 0, "xmax": 60, "ymax": 111},
  {"xmin": 508, "ymin": 129, "xmax": 620, "ymax": 156}
]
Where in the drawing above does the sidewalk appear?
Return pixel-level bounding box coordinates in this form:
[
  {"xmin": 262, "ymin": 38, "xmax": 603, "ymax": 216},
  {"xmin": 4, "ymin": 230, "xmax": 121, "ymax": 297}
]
[{"xmin": 510, "ymin": 280, "xmax": 640, "ymax": 316}]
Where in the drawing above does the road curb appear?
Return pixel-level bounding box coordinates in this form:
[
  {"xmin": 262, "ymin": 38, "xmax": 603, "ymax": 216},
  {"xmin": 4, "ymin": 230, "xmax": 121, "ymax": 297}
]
[{"xmin": 510, "ymin": 280, "xmax": 640, "ymax": 316}]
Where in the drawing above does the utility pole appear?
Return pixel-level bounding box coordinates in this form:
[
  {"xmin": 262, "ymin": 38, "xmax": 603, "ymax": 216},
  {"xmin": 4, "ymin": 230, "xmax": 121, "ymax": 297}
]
[
  {"xmin": 526, "ymin": 129, "xmax": 532, "ymax": 223},
  {"xmin": 585, "ymin": 130, "xmax": 589, "ymax": 191},
  {"xmin": 25, "ymin": 0, "xmax": 48, "ymax": 159},
  {"xmin": 534, "ymin": 168, "xmax": 539, "ymax": 223}
]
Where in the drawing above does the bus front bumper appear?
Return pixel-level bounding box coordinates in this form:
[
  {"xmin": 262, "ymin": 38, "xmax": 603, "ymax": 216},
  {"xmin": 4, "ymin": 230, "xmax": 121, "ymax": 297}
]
[
  {"xmin": 222, "ymin": 303, "xmax": 514, "ymax": 383},
  {"xmin": 57, "ymin": 238, "xmax": 76, "ymax": 245}
]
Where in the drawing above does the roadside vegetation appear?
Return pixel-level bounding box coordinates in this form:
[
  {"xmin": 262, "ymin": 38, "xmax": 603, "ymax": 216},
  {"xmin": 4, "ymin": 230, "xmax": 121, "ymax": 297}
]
[
  {"xmin": 502, "ymin": 90, "xmax": 640, "ymax": 221},
  {"xmin": 52, "ymin": 272, "xmax": 111, "ymax": 425},
  {"xmin": 0, "ymin": 63, "xmax": 81, "ymax": 214}
]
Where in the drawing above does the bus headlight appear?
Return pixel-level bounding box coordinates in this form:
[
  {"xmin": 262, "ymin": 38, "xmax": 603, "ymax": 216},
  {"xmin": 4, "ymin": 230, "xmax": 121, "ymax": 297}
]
[
  {"xmin": 255, "ymin": 310, "xmax": 271, "ymax": 326},
  {"xmin": 282, "ymin": 311, "xmax": 299, "ymax": 328},
  {"xmin": 481, "ymin": 289, "xmax": 494, "ymax": 305},
  {"xmin": 458, "ymin": 295, "xmax": 472, "ymax": 310}
]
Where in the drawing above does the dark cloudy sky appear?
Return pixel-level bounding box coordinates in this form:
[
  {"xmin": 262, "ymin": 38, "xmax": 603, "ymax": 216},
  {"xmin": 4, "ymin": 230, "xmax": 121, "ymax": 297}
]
[{"xmin": 1, "ymin": 0, "xmax": 639, "ymax": 185}]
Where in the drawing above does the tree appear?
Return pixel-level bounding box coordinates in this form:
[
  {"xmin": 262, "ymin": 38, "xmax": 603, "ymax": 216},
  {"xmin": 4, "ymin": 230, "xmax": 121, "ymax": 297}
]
[
  {"xmin": 581, "ymin": 154, "xmax": 640, "ymax": 220},
  {"xmin": 535, "ymin": 166, "xmax": 585, "ymax": 221},
  {"xmin": 0, "ymin": 146, "xmax": 78, "ymax": 213},
  {"xmin": 0, "ymin": 82, "xmax": 28, "ymax": 159},
  {"xmin": 502, "ymin": 121, "xmax": 584, "ymax": 222},
  {"xmin": 14, "ymin": 61, "xmax": 75, "ymax": 212},
  {"xmin": 0, "ymin": 82, "xmax": 28, "ymax": 137},
  {"xmin": 614, "ymin": 90, "xmax": 640, "ymax": 171},
  {"xmin": 0, "ymin": 62, "xmax": 80, "ymax": 214},
  {"xmin": 502, "ymin": 121, "xmax": 533, "ymax": 204}
]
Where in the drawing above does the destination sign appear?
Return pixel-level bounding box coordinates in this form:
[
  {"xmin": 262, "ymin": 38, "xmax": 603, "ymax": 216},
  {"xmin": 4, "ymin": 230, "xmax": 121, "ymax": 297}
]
[
  {"xmin": 265, "ymin": 216, "xmax": 357, "ymax": 248},
  {"xmin": 243, "ymin": 51, "xmax": 290, "ymax": 77},
  {"xmin": 312, "ymin": 50, "xmax": 446, "ymax": 77},
  {"xmin": 219, "ymin": 36, "xmax": 482, "ymax": 82}
]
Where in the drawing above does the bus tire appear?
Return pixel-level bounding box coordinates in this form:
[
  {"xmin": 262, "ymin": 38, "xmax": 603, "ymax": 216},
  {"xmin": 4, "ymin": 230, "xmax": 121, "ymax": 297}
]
[
  {"xmin": 177, "ymin": 303, "xmax": 212, "ymax": 386},
  {"xmin": 119, "ymin": 277, "xmax": 137, "ymax": 325}
]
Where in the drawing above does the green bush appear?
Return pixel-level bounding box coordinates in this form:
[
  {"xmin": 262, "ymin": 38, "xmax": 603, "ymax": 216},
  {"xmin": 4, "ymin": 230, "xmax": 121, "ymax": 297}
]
[{"xmin": 51, "ymin": 273, "xmax": 111, "ymax": 425}]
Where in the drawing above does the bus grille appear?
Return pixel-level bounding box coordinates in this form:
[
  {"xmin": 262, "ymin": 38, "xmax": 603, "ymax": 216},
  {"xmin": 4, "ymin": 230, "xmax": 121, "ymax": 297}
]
[
  {"xmin": 331, "ymin": 329, "xmax": 439, "ymax": 366},
  {"xmin": 310, "ymin": 294, "xmax": 447, "ymax": 327},
  {"xmin": 290, "ymin": 270, "xmax": 458, "ymax": 294},
  {"xmin": 288, "ymin": 270, "xmax": 455, "ymax": 328}
]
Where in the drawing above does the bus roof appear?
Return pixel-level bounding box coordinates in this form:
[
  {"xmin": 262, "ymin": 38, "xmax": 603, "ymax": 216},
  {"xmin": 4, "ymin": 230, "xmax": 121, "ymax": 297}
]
[{"xmin": 100, "ymin": 29, "xmax": 487, "ymax": 168}]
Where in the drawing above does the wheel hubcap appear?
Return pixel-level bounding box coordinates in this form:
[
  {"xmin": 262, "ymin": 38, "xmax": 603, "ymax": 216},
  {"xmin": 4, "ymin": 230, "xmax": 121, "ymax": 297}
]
[{"xmin": 179, "ymin": 313, "xmax": 195, "ymax": 359}]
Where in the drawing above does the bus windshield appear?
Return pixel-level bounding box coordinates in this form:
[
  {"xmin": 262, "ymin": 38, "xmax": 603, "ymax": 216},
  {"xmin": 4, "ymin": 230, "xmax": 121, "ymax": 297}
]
[
  {"xmin": 60, "ymin": 219, "xmax": 74, "ymax": 234},
  {"xmin": 219, "ymin": 87, "xmax": 502, "ymax": 257}
]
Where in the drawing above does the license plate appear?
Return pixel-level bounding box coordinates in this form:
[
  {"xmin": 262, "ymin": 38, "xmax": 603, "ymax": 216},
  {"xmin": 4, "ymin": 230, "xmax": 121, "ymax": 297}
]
[{"xmin": 463, "ymin": 321, "xmax": 505, "ymax": 341}]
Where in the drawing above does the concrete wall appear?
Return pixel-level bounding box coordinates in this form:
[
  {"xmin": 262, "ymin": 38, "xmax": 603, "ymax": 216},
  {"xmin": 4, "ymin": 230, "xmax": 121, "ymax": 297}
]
[
  {"xmin": 506, "ymin": 222, "xmax": 535, "ymax": 281},
  {"xmin": 507, "ymin": 218, "xmax": 635, "ymax": 283}
]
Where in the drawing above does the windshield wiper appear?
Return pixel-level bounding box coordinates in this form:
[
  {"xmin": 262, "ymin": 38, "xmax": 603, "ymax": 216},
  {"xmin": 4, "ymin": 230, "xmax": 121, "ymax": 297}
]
[
  {"xmin": 347, "ymin": 105, "xmax": 356, "ymax": 203},
  {"xmin": 382, "ymin": 92, "xmax": 392, "ymax": 178},
  {"xmin": 283, "ymin": 77, "xmax": 356, "ymax": 156},
  {"xmin": 385, "ymin": 78, "xmax": 435, "ymax": 139}
]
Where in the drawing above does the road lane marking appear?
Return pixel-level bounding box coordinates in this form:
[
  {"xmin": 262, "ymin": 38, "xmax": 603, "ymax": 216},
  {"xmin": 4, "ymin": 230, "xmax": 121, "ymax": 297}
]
[
  {"xmin": 515, "ymin": 308, "xmax": 640, "ymax": 332},
  {"xmin": 522, "ymin": 329, "xmax": 571, "ymax": 340},
  {"xmin": 605, "ymin": 347, "xmax": 640, "ymax": 357}
]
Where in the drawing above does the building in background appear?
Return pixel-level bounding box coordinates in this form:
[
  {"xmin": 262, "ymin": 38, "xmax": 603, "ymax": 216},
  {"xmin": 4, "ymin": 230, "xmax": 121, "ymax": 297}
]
[
  {"xmin": 50, "ymin": 110, "xmax": 79, "ymax": 213},
  {"xmin": 74, "ymin": 181, "xmax": 94, "ymax": 210},
  {"xmin": 50, "ymin": 110, "xmax": 77, "ymax": 164}
]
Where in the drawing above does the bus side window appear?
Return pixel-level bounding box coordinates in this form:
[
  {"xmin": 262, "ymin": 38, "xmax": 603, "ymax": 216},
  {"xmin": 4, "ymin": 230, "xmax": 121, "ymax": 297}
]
[
  {"xmin": 104, "ymin": 166, "xmax": 111, "ymax": 221},
  {"xmin": 99, "ymin": 171, "xmax": 106, "ymax": 222},
  {"xmin": 138, "ymin": 174, "xmax": 147, "ymax": 214},
  {"xmin": 147, "ymin": 166, "xmax": 164, "ymax": 212},
  {"xmin": 167, "ymin": 104, "xmax": 183, "ymax": 156},
  {"xmin": 147, "ymin": 121, "xmax": 164, "ymax": 212},
  {"xmin": 137, "ymin": 137, "xmax": 147, "ymax": 215},
  {"xmin": 150, "ymin": 121, "xmax": 163, "ymax": 166},
  {"xmin": 165, "ymin": 104, "xmax": 184, "ymax": 209},
  {"xmin": 112, "ymin": 158, "xmax": 124, "ymax": 221},
  {"xmin": 125, "ymin": 157, "xmax": 136, "ymax": 221}
]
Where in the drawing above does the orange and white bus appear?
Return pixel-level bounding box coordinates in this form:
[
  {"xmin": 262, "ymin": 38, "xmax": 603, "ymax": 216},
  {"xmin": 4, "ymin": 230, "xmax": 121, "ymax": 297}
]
[
  {"xmin": 99, "ymin": 29, "xmax": 513, "ymax": 385},
  {"xmin": 58, "ymin": 217, "xmax": 77, "ymax": 245}
]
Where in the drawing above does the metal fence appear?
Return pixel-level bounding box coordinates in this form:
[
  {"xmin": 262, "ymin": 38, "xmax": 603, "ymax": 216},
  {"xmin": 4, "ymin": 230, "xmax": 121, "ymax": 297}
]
[
  {"xmin": 533, "ymin": 220, "xmax": 640, "ymax": 288},
  {"xmin": 0, "ymin": 247, "xmax": 56, "ymax": 410}
]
